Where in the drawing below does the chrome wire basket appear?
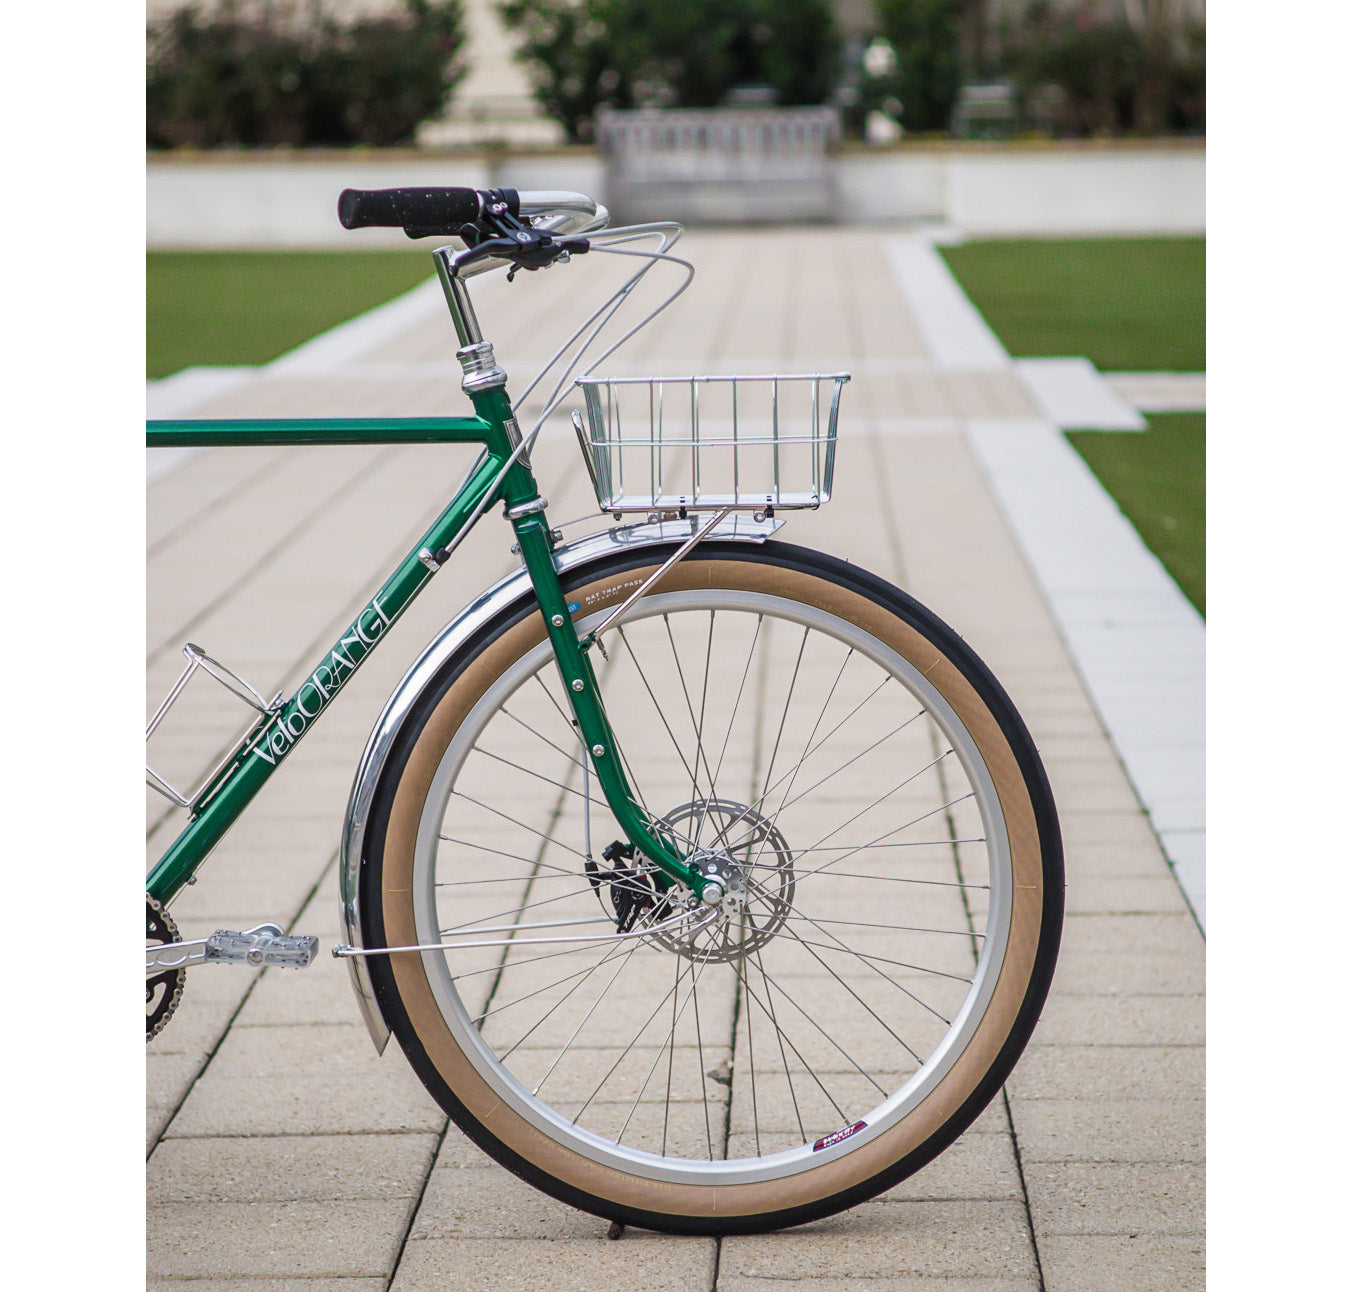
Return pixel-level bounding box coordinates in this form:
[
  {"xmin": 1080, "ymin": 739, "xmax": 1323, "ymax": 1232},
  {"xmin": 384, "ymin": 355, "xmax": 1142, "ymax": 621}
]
[{"xmin": 573, "ymin": 372, "xmax": 849, "ymax": 514}]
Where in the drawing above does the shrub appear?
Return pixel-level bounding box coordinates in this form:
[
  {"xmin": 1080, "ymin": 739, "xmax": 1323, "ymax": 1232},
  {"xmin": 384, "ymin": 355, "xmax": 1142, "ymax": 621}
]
[
  {"xmin": 146, "ymin": 0, "xmax": 467, "ymax": 148},
  {"xmin": 867, "ymin": 0, "xmax": 962, "ymax": 134},
  {"xmin": 500, "ymin": 0, "xmax": 840, "ymax": 144},
  {"xmin": 997, "ymin": 5, "xmax": 1206, "ymax": 138}
]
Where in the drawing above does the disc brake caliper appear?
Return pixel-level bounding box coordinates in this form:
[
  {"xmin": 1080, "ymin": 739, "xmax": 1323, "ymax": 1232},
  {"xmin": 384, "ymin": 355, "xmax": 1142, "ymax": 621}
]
[{"xmin": 586, "ymin": 841, "xmax": 673, "ymax": 933}]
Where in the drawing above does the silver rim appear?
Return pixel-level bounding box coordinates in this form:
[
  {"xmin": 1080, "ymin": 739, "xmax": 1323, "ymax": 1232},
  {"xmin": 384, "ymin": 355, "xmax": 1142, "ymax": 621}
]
[{"xmin": 411, "ymin": 585, "xmax": 1012, "ymax": 1187}]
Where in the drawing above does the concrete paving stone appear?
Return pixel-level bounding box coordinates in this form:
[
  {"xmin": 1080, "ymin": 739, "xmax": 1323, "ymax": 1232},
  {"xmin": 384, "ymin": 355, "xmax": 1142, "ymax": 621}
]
[
  {"xmin": 1051, "ymin": 839, "xmax": 1178, "ymax": 881},
  {"xmin": 1025, "ymin": 728, "xmax": 1120, "ymax": 759},
  {"xmin": 412, "ymin": 1165, "xmax": 613, "ymax": 1240},
  {"xmin": 429, "ymin": 1128, "xmax": 500, "ymax": 1170},
  {"xmin": 722, "ymin": 1200, "xmax": 1036, "ymax": 1281},
  {"xmin": 1007, "ymin": 1098, "xmax": 1203, "ymax": 1164},
  {"xmin": 391, "ymin": 1234, "xmax": 717, "ymax": 1292},
  {"xmin": 718, "ymin": 1280, "xmax": 1036, "ymax": 1292},
  {"xmin": 163, "ymin": 1024, "xmax": 445, "ymax": 1138},
  {"xmin": 148, "ymin": 1049, "xmax": 213, "ymax": 1150},
  {"xmin": 1055, "ymin": 811, "xmax": 1163, "ymax": 851},
  {"xmin": 147, "ymin": 964, "xmax": 255, "ymax": 1057},
  {"xmin": 1037, "ymin": 1233, "xmax": 1205, "ymax": 1292},
  {"xmin": 1029, "ymin": 993, "xmax": 1203, "ymax": 1046},
  {"xmin": 146, "ymin": 443, "xmax": 281, "ymax": 534},
  {"xmin": 241, "ymin": 962, "xmax": 366, "ymax": 1030},
  {"xmin": 1006, "ymin": 1043, "xmax": 1203, "ymax": 1103},
  {"xmin": 1039, "ymin": 763, "xmax": 1145, "ymax": 817},
  {"xmin": 999, "ymin": 696, "xmax": 1104, "ymax": 735},
  {"xmin": 1043, "ymin": 784, "xmax": 1148, "ymax": 820},
  {"xmin": 1052, "ymin": 805, "xmax": 1153, "ymax": 833},
  {"xmin": 147, "ymin": 1198, "xmax": 416, "ymax": 1280},
  {"xmin": 1061, "ymin": 874, "xmax": 1195, "ymax": 916},
  {"xmin": 878, "ymin": 1128, "xmax": 1025, "ymax": 1202},
  {"xmin": 1059, "ymin": 912, "xmax": 1203, "ymax": 957},
  {"xmin": 148, "ymin": 1047, "xmax": 212, "ymax": 1109},
  {"xmin": 148, "ymin": 1132, "xmax": 440, "ymax": 1205},
  {"xmin": 158, "ymin": 844, "xmax": 336, "ymax": 930},
  {"xmin": 1024, "ymin": 1161, "xmax": 1204, "ymax": 1236},
  {"xmin": 1047, "ymin": 949, "xmax": 1204, "ymax": 997},
  {"xmin": 151, "ymin": 1283, "xmax": 388, "ymax": 1292}
]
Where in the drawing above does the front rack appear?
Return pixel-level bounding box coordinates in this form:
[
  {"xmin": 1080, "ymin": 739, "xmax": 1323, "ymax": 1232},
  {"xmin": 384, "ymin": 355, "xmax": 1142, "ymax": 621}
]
[{"xmin": 574, "ymin": 372, "xmax": 848, "ymax": 515}]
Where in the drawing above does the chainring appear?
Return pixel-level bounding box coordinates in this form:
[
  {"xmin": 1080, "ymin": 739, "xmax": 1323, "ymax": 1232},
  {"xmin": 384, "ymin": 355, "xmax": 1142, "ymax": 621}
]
[{"xmin": 146, "ymin": 895, "xmax": 185, "ymax": 1043}]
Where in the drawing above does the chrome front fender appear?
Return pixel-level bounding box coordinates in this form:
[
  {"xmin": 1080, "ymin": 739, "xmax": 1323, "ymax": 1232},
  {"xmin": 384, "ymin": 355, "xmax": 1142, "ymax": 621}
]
[{"xmin": 338, "ymin": 515, "xmax": 782, "ymax": 1052}]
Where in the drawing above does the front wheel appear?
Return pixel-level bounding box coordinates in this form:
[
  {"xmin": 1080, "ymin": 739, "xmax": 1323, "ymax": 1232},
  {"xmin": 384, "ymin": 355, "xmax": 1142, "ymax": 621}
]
[{"xmin": 359, "ymin": 541, "xmax": 1062, "ymax": 1234}]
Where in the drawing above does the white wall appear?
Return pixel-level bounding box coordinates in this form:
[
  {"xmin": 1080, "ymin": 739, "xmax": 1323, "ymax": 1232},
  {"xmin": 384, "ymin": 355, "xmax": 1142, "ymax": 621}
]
[
  {"xmin": 146, "ymin": 144, "xmax": 1203, "ymax": 247},
  {"xmin": 942, "ymin": 148, "xmax": 1206, "ymax": 235}
]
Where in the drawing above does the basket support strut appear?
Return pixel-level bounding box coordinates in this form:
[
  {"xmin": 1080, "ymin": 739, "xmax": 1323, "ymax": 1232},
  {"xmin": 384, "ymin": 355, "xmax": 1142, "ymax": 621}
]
[{"xmin": 581, "ymin": 507, "xmax": 731, "ymax": 651}]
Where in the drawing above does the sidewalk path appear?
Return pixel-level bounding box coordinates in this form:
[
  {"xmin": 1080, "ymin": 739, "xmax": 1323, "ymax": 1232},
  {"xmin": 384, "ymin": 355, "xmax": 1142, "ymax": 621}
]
[{"xmin": 147, "ymin": 226, "xmax": 1205, "ymax": 1289}]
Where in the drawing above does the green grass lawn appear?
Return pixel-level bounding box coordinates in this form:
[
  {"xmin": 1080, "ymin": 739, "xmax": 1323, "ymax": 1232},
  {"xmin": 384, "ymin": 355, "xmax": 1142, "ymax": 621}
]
[
  {"xmin": 146, "ymin": 251, "xmax": 435, "ymax": 380},
  {"xmin": 938, "ymin": 236, "xmax": 1205, "ymax": 372},
  {"xmin": 940, "ymin": 236, "xmax": 1205, "ymax": 615},
  {"xmin": 1067, "ymin": 412, "xmax": 1205, "ymax": 614}
]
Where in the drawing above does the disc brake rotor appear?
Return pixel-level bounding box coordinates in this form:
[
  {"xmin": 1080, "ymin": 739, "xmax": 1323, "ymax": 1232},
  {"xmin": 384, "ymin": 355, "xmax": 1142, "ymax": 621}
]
[{"xmin": 650, "ymin": 799, "xmax": 797, "ymax": 964}]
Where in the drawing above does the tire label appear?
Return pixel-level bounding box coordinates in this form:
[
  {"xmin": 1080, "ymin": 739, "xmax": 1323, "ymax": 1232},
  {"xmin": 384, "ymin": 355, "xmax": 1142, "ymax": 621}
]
[{"xmin": 812, "ymin": 1120, "xmax": 868, "ymax": 1152}]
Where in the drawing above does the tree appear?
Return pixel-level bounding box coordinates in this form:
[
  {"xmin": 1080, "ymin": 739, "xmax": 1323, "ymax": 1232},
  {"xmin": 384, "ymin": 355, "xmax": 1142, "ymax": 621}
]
[
  {"xmin": 500, "ymin": 0, "xmax": 840, "ymax": 143},
  {"xmin": 147, "ymin": 1, "xmax": 467, "ymax": 149}
]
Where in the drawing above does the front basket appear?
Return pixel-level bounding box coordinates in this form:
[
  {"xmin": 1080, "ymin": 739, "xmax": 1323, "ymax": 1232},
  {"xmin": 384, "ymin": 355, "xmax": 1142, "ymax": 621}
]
[{"xmin": 574, "ymin": 372, "xmax": 848, "ymax": 515}]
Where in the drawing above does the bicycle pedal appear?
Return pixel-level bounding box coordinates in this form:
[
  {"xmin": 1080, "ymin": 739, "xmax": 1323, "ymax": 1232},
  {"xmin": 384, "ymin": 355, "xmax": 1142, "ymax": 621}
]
[{"xmin": 205, "ymin": 923, "xmax": 319, "ymax": 969}]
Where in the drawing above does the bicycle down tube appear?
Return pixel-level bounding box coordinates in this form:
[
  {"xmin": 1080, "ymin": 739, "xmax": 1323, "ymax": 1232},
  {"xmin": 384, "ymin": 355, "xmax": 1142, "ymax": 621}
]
[{"xmin": 147, "ymin": 363, "xmax": 706, "ymax": 910}]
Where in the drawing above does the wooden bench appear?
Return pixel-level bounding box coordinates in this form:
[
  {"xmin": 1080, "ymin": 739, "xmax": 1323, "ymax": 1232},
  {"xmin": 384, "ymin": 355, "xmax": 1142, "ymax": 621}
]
[{"xmin": 596, "ymin": 105, "xmax": 841, "ymax": 224}]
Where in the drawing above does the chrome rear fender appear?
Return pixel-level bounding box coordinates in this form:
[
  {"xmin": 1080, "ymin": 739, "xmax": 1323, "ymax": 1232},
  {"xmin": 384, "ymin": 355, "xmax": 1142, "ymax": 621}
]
[{"xmin": 339, "ymin": 516, "xmax": 782, "ymax": 1051}]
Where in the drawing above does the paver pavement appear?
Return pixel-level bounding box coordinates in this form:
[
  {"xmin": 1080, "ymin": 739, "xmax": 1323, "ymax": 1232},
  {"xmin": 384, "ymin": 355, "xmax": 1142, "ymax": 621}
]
[{"xmin": 147, "ymin": 226, "xmax": 1204, "ymax": 1289}]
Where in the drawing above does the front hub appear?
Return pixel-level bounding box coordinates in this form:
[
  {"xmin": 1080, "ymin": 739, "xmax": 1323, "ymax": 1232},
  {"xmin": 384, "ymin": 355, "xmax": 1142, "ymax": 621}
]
[{"xmin": 650, "ymin": 799, "xmax": 797, "ymax": 964}]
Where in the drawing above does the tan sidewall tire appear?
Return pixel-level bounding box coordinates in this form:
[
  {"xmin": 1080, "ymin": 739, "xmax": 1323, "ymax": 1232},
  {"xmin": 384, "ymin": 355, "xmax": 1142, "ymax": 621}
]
[{"xmin": 371, "ymin": 551, "xmax": 1058, "ymax": 1229}]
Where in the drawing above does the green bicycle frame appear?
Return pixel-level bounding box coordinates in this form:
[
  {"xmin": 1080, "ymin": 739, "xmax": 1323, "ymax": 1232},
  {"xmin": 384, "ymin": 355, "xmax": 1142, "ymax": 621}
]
[{"xmin": 147, "ymin": 363, "xmax": 708, "ymax": 911}]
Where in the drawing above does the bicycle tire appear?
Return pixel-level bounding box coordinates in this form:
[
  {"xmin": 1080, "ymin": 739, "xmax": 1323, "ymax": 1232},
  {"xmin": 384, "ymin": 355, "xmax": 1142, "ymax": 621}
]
[{"xmin": 359, "ymin": 540, "xmax": 1062, "ymax": 1234}]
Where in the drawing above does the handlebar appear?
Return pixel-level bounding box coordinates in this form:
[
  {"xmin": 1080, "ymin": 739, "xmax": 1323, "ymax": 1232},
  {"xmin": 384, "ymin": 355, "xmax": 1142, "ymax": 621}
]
[
  {"xmin": 337, "ymin": 185, "xmax": 515, "ymax": 235},
  {"xmin": 338, "ymin": 186, "xmax": 607, "ymax": 243}
]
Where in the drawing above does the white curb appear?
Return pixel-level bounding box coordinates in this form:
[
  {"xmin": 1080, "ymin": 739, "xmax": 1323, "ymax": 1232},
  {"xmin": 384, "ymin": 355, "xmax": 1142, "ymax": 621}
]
[{"xmin": 887, "ymin": 233, "xmax": 1206, "ymax": 930}]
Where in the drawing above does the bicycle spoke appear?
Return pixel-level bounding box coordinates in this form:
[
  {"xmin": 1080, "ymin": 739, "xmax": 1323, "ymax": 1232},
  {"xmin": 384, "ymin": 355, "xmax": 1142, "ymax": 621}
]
[
  {"xmin": 615, "ymin": 623, "xmax": 705, "ymax": 800},
  {"xmin": 662, "ymin": 612, "xmax": 723, "ymax": 814},
  {"xmin": 778, "ymin": 912, "xmax": 983, "ymax": 940},
  {"xmin": 471, "ymin": 745, "xmax": 593, "ymax": 806},
  {"xmin": 747, "ymin": 950, "xmax": 889, "ymax": 1099},
  {"xmin": 742, "ymin": 944, "xmax": 848, "ymax": 1127},
  {"xmin": 451, "ymin": 790, "xmax": 590, "ymax": 861},
  {"xmin": 518, "ymin": 934, "xmax": 650, "ymax": 1083},
  {"xmin": 615, "ymin": 950, "xmax": 713, "ymax": 1145}
]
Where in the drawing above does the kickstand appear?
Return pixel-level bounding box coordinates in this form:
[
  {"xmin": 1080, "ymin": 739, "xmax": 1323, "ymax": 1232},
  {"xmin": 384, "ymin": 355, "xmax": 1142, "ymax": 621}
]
[{"xmin": 606, "ymin": 1220, "xmax": 626, "ymax": 1240}]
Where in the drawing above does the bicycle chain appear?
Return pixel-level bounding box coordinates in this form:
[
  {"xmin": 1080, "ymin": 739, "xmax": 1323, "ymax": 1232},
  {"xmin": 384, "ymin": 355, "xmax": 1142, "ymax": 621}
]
[{"xmin": 146, "ymin": 895, "xmax": 185, "ymax": 1043}]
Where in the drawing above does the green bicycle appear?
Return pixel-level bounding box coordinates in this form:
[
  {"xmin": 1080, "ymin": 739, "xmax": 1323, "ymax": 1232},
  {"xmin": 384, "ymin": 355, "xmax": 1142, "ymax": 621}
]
[{"xmin": 146, "ymin": 186, "xmax": 1062, "ymax": 1236}]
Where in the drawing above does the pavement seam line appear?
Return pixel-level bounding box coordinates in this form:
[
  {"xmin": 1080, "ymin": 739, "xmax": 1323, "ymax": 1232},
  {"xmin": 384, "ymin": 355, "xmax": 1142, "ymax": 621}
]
[
  {"xmin": 385, "ymin": 1115, "xmax": 454, "ymax": 1290},
  {"xmin": 1002, "ymin": 1087, "xmax": 1048, "ymax": 1292}
]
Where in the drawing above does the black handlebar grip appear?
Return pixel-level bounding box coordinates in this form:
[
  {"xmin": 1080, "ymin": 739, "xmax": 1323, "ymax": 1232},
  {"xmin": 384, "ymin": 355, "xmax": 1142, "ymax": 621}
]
[{"xmin": 337, "ymin": 187, "xmax": 519, "ymax": 231}]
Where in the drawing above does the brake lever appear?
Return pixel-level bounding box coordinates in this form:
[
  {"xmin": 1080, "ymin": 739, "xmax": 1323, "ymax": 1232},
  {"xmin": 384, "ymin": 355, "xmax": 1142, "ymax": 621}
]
[{"xmin": 450, "ymin": 232, "xmax": 590, "ymax": 277}]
